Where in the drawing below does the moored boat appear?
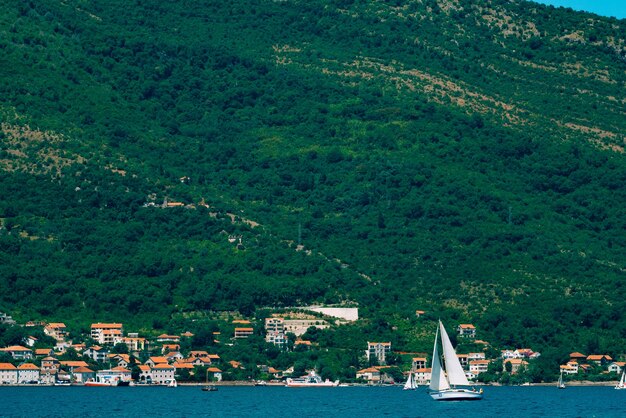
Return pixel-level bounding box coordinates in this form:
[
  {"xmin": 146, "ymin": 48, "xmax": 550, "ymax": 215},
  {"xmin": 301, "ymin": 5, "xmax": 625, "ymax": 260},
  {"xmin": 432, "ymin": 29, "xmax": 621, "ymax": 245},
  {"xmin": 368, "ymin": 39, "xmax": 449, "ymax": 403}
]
[
  {"xmin": 84, "ymin": 378, "xmax": 113, "ymax": 387},
  {"xmin": 286, "ymin": 371, "xmax": 339, "ymax": 387}
]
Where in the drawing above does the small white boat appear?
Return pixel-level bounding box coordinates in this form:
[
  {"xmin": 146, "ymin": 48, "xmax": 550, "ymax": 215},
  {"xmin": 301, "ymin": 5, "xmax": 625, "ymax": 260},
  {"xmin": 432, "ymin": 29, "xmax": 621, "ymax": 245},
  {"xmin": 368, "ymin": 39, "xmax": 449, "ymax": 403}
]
[
  {"xmin": 286, "ymin": 371, "xmax": 339, "ymax": 387},
  {"xmin": 166, "ymin": 379, "xmax": 178, "ymax": 388},
  {"xmin": 428, "ymin": 320, "xmax": 483, "ymax": 401},
  {"xmin": 84, "ymin": 377, "xmax": 113, "ymax": 387},
  {"xmin": 615, "ymin": 370, "xmax": 626, "ymax": 390},
  {"xmin": 403, "ymin": 371, "xmax": 417, "ymax": 390}
]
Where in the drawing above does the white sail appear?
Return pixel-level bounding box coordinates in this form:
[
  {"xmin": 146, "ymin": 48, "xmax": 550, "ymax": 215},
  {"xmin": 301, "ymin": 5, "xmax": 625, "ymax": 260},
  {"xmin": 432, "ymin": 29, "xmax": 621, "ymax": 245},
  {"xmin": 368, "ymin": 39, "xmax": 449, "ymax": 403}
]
[
  {"xmin": 403, "ymin": 372, "xmax": 417, "ymax": 390},
  {"xmin": 439, "ymin": 321, "xmax": 470, "ymax": 387},
  {"xmin": 430, "ymin": 325, "xmax": 450, "ymax": 391}
]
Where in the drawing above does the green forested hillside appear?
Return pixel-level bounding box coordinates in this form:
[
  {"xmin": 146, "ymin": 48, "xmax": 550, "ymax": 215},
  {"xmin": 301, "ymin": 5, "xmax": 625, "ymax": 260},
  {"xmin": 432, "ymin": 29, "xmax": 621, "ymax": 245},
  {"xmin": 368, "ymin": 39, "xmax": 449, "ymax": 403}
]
[{"xmin": 0, "ymin": 0, "xmax": 625, "ymax": 355}]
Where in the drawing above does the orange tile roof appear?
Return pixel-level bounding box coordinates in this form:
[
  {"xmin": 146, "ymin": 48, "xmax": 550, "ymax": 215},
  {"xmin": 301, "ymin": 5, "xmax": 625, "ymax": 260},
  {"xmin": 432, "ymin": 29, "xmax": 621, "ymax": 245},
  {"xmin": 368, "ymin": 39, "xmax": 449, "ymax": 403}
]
[
  {"xmin": 17, "ymin": 363, "xmax": 39, "ymax": 370},
  {"xmin": 173, "ymin": 362, "xmax": 195, "ymax": 369},
  {"xmin": 459, "ymin": 324, "xmax": 475, "ymax": 329},
  {"xmin": 415, "ymin": 368, "xmax": 432, "ymax": 373},
  {"xmin": 153, "ymin": 363, "xmax": 175, "ymax": 370},
  {"xmin": 229, "ymin": 360, "xmax": 242, "ymax": 369},
  {"xmin": 1, "ymin": 345, "xmax": 31, "ymax": 351},
  {"xmin": 46, "ymin": 323, "xmax": 66, "ymax": 328},
  {"xmin": 73, "ymin": 366, "xmax": 94, "ymax": 373},
  {"xmin": 232, "ymin": 320, "xmax": 251, "ymax": 324},
  {"xmin": 570, "ymin": 352, "xmax": 586, "ymax": 358},
  {"xmin": 148, "ymin": 356, "xmax": 169, "ymax": 364},
  {"xmin": 0, "ymin": 363, "xmax": 17, "ymax": 370},
  {"xmin": 207, "ymin": 367, "xmax": 222, "ymax": 373},
  {"xmin": 35, "ymin": 349, "xmax": 53, "ymax": 355},
  {"xmin": 181, "ymin": 331, "xmax": 194, "ymax": 337},
  {"xmin": 91, "ymin": 323, "xmax": 123, "ymax": 329},
  {"xmin": 138, "ymin": 365, "xmax": 151, "ymax": 372},
  {"xmin": 61, "ymin": 361, "xmax": 89, "ymax": 367},
  {"xmin": 368, "ymin": 342, "xmax": 391, "ymax": 346},
  {"xmin": 470, "ymin": 360, "xmax": 490, "ymax": 364},
  {"xmin": 412, "ymin": 357, "xmax": 427, "ymax": 361},
  {"xmin": 587, "ymin": 354, "xmax": 612, "ymax": 361},
  {"xmin": 357, "ymin": 367, "xmax": 380, "ymax": 373},
  {"xmin": 111, "ymin": 366, "xmax": 130, "ymax": 372},
  {"xmin": 504, "ymin": 359, "xmax": 527, "ymax": 365}
]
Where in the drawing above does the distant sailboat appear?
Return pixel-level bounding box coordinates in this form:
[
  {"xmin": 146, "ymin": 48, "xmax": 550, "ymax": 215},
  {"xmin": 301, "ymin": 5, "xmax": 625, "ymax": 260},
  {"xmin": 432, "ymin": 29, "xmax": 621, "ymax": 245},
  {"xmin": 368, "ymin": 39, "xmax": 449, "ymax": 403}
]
[
  {"xmin": 403, "ymin": 370, "xmax": 417, "ymax": 390},
  {"xmin": 615, "ymin": 370, "xmax": 626, "ymax": 390},
  {"xmin": 557, "ymin": 370, "xmax": 565, "ymax": 389},
  {"xmin": 429, "ymin": 320, "xmax": 483, "ymax": 401}
]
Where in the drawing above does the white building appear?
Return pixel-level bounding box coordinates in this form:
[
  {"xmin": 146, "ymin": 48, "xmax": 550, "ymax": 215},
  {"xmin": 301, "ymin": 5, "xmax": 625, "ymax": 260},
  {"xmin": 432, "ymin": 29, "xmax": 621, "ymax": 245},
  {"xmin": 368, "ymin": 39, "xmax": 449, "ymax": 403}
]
[
  {"xmin": 457, "ymin": 324, "xmax": 476, "ymax": 338},
  {"xmin": 84, "ymin": 346, "xmax": 110, "ymax": 363},
  {"xmin": 17, "ymin": 363, "xmax": 40, "ymax": 383},
  {"xmin": 469, "ymin": 360, "xmax": 490, "ymax": 375},
  {"xmin": 0, "ymin": 363, "xmax": 18, "ymax": 384},
  {"xmin": 0, "ymin": 345, "xmax": 33, "ymax": 360},
  {"xmin": 90, "ymin": 323, "xmax": 124, "ymax": 345},
  {"xmin": 151, "ymin": 363, "xmax": 175, "ymax": 384},
  {"xmin": 366, "ymin": 342, "xmax": 391, "ymax": 365},
  {"xmin": 415, "ymin": 368, "xmax": 432, "ymax": 384},
  {"xmin": 608, "ymin": 362, "xmax": 626, "ymax": 374}
]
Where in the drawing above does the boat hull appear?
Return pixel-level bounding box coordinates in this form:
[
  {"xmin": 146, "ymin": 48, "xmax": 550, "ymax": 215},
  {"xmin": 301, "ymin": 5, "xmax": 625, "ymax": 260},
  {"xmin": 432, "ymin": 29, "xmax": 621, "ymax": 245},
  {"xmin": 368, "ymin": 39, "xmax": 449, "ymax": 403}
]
[
  {"xmin": 285, "ymin": 382, "xmax": 339, "ymax": 387},
  {"xmin": 429, "ymin": 389, "xmax": 483, "ymax": 401},
  {"xmin": 84, "ymin": 382, "xmax": 112, "ymax": 387}
]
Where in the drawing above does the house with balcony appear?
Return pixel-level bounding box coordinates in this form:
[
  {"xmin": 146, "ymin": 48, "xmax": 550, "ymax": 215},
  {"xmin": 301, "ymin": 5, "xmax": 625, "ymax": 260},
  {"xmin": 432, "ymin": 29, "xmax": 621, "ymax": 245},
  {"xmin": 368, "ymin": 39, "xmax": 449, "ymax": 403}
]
[
  {"xmin": 560, "ymin": 362, "xmax": 579, "ymax": 375},
  {"xmin": 156, "ymin": 334, "xmax": 180, "ymax": 343},
  {"xmin": 44, "ymin": 323, "xmax": 68, "ymax": 341},
  {"xmin": 608, "ymin": 362, "xmax": 626, "ymax": 375},
  {"xmin": 366, "ymin": 342, "xmax": 391, "ymax": 365},
  {"xmin": 84, "ymin": 346, "xmax": 110, "ymax": 363},
  {"xmin": 587, "ymin": 354, "xmax": 613, "ymax": 367},
  {"xmin": 234, "ymin": 328, "xmax": 254, "ymax": 339},
  {"xmin": 469, "ymin": 360, "xmax": 490, "ymax": 375},
  {"xmin": 151, "ymin": 363, "xmax": 175, "ymax": 384},
  {"xmin": 414, "ymin": 368, "xmax": 432, "ymax": 384},
  {"xmin": 90, "ymin": 323, "xmax": 123, "ymax": 345},
  {"xmin": 457, "ymin": 324, "xmax": 476, "ymax": 339},
  {"xmin": 0, "ymin": 345, "xmax": 33, "ymax": 360}
]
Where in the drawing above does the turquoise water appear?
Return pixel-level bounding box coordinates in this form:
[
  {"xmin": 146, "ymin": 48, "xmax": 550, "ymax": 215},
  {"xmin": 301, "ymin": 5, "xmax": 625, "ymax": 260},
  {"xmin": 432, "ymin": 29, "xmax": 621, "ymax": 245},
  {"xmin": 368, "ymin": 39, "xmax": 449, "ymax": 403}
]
[{"xmin": 2, "ymin": 385, "xmax": 625, "ymax": 417}]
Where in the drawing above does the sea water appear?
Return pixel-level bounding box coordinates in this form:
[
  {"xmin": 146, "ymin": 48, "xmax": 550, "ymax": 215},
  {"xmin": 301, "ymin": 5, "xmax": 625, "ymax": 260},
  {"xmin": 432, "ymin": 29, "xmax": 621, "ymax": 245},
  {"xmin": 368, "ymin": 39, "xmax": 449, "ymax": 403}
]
[{"xmin": 1, "ymin": 385, "xmax": 624, "ymax": 417}]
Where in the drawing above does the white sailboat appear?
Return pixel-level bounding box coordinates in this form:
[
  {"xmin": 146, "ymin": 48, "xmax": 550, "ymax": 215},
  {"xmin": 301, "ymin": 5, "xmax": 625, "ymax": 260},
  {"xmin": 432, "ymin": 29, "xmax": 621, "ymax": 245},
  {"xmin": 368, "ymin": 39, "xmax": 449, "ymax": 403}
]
[
  {"xmin": 557, "ymin": 370, "xmax": 565, "ymax": 389},
  {"xmin": 429, "ymin": 320, "xmax": 483, "ymax": 401},
  {"xmin": 615, "ymin": 370, "xmax": 626, "ymax": 390},
  {"xmin": 403, "ymin": 370, "xmax": 417, "ymax": 390}
]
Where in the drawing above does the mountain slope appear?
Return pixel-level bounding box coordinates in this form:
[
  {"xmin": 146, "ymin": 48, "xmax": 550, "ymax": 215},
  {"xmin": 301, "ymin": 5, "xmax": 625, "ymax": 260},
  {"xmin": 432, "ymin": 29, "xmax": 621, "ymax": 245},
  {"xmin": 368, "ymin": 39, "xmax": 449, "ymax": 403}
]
[{"xmin": 0, "ymin": 0, "xmax": 625, "ymax": 353}]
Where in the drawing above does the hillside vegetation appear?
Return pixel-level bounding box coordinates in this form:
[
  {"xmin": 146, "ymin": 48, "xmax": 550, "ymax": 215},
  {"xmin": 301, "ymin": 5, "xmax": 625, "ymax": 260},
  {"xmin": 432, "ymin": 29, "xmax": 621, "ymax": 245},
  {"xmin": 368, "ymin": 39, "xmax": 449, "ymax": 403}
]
[{"xmin": 0, "ymin": 0, "xmax": 625, "ymax": 356}]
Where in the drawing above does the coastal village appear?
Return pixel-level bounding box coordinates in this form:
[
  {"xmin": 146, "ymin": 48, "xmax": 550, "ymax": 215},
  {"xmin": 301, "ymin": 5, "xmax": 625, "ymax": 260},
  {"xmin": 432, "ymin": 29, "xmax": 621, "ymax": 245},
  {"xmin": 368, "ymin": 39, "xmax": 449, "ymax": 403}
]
[{"xmin": 0, "ymin": 310, "xmax": 623, "ymax": 386}]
